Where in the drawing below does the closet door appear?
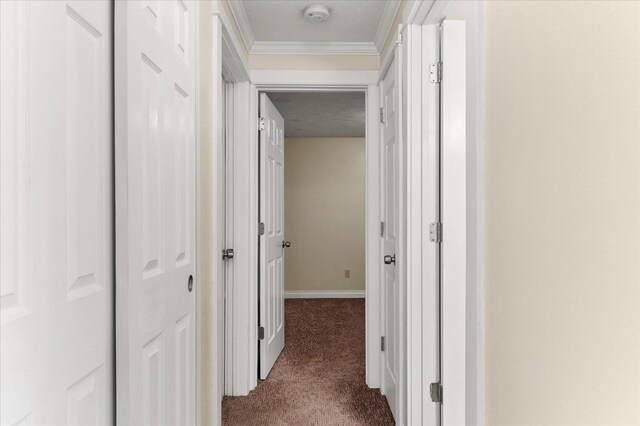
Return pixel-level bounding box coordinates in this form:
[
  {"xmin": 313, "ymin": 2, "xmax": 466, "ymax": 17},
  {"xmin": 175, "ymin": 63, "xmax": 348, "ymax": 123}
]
[
  {"xmin": 115, "ymin": 1, "xmax": 197, "ymax": 424},
  {"xmin": 0, "ymin": 1, "xmax": 114, "ymax": 424}
]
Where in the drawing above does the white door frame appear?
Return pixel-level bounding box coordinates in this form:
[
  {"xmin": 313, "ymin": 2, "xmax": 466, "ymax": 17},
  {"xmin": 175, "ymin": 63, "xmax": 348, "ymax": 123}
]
[
  {"xmin": 243, "ymin": 71, "xmax": 384, "ymax": 393},
  {"xmin": 217, "ymin": 68, "xmax": 384, "ymax": 399},
  {"xmin": 401, "ymin": 0, "xmax": 485, "ymax": 424},
  {"xmin": 201, "ymin": 3, "xmax": 250, "ymax": 425}
]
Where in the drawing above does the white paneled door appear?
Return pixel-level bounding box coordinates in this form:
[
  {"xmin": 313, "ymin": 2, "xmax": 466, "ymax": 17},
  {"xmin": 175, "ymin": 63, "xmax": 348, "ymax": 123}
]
[
  {"xmin": 0, "ymin": 1, "xmax": 114, "ymax": 424},
  {"xmin": 115, "ymin": 1, "xmax": 197, "ymax": 424},
  {"xmin": 381, "ymin": 53, "xmax": 401, "ymax": 421},
  {"xmin": 259, "ymin": 94, "xmax": 286, "ymax": 379}
]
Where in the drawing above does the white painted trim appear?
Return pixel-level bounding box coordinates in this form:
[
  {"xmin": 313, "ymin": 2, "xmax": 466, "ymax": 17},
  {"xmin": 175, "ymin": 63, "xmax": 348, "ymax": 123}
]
[
  {"xmin": 379, "ymin": 25, "xmax": 401, "ymax": 82},
  {"xmin": 409, "ymin": 1, "xmax": 485, "ymax": 424},
  {"xmin": 404, "ymin": 23, "xmax": 440, "ymax": 426},
  {"xmin": 404, "ymin": 0, "xmax": 436, "ymax": 26},
  {"xmin": 225, "ymin": 0, "xmax": 255, "ymax": 52},
  {"xmin": 284, "ymin": 290, "xmax": 365, "ymax": 299},
  {"xmin": 250, "ymin": 69, "xmax": 378, "ymax": 87},
  {"xmin": 365, "ymin": 83, "xmax": 382, "ymax": 390},
  {"xmin": 208, "ymin": 16, "xmax": 225, "ymax": 426},
  {"xmin": 223, "ymin": 82, "xmax": 235, "ymax": 397},
  {"xmin": 236, "ymin": 79, "xmax": 381, "ymax": 397},
  {"xmin": 441, "ymin": 20, "xmax": 467, "ymax": 426},
  {"xmin": 251, "ymin": 41, "xmax": 379, "ymax": 55},
  {"xmin": 374, "ymin": 1, "xmax": 403, "ymax": 52},
  {"xmin": 194, "ymin": 3, "xmax": 201, "ymax": 424},
  {"xmin": 211, "ymin": 1, "xmax": 249, "ymax": 79}
]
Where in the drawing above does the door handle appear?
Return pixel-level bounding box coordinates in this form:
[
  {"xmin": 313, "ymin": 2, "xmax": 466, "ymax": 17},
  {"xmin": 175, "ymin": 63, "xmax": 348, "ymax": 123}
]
[
  {"xmin": 222, "ymin": 248, "xmax": 234, "ymax": 260},
  {"xmin": 187, "ymin": 275, "xmax": 193, "ymax": 292},
  {"xmin": 383, "ymin": 254, "xmax": 395, "ymax": 265},
  {"xmin": 282, "ymin": 241, "xmax": 291, "ymax": 248}
]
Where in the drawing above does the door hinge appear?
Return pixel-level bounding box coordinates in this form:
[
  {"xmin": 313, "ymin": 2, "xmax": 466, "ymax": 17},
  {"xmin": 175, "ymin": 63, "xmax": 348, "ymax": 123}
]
[
  {"xmin": 259, "ymin": 222, "xmax": 265, "ymax": 235},
  {"xmin": 380, "ymin": 221, "xmax": 385, "ymax": 237},
  {"xmin": 258, "ymin": 117, "xmax": 265, "ymax": 131},
  {"xmin": 430, "ymin": 382, "xmax": 443, "ymax": 403},
  {"xmin": 380, "ymin": 336, "xmax": 385, "ymax": 351},
  {"xmin": 429, "ymin": 62, "xmax": 442, "ymax": 83},
  {"xmin": 258, "ymin": 326, "xmax": 265, "ymax": 340},
  {"xmin": 379, "ymin": 107, "xmax": 385, "ymax": 124},
  {"xmin": 429, "ymin": 222, "xmax": 442, "ymax": 243}
]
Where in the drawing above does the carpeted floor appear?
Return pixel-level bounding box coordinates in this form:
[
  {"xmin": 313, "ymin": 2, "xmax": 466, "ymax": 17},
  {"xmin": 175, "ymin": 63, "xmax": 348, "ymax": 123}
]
[{"xmin": 222, "ymin": 298, "xmax": 395, "ymax": 426}]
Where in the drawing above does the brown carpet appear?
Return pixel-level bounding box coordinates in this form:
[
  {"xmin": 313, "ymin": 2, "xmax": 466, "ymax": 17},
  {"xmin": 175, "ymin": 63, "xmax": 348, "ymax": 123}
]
[{"xmin": 222, "ymin": 298, "xmax": 395, "ymax": 426}]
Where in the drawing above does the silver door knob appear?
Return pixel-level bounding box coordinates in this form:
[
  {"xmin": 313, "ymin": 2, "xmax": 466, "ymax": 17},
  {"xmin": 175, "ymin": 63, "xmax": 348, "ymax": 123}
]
[
  {"xmin": 384, "ymin": 254, "xmax": 396, "ymax": 265},
  {"xmin": 222, "ymin": 248, "xmax": 234, "ymax": 260},
  {"xmin": 282, "ymin": 241, "xmax": 291, "ymax": 248}
]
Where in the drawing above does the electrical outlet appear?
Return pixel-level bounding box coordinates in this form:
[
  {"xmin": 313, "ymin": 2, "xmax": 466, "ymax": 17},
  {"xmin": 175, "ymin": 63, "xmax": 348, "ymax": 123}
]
[{"xmin": 344, "ymin": 269, "xmax": 351, "ymax": 278}]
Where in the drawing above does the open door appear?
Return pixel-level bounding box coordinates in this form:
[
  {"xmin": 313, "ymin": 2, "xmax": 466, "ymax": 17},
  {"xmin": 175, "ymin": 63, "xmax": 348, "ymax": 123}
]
[
  {"xmin": 381, "ymin": 50, "xmax": 402, "ymax": 420},
  {"xmin": 259, "ymin": 93, "xmax": 286, "ymax": 379},
  {"xmin": 115, "ymin": 1, "xmax": 197, "ymax": 424}
]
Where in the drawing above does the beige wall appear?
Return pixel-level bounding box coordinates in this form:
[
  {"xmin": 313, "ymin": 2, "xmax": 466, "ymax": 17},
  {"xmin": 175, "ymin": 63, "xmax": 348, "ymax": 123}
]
[
  {"xmin": 284, "ymin": 138, "xmax": 366, "ymax": 292},
  {"xmin": 198, "ymin": 1, "xmax": 216, "ymax": 422},
  {"xmin": 483, "ymin": 1, "xmax": 640, "ymax": 424}
]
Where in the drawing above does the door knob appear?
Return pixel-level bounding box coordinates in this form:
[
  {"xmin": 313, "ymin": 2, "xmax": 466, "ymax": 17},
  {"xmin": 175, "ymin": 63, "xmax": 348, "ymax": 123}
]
[
  {"xmin": 222, "ymin": 248, "xmax": 234, "ymax": 260},
  {"xmin": 282, "ymin": 241, "xmax": 291, "ymax": 248},
  {"xmin": 187, "ymin": 275, "xmax": 194, "ymax": 292},
  {"xmin": 384, "ymin": 254, "xmax": 396, "ymax": 265}
]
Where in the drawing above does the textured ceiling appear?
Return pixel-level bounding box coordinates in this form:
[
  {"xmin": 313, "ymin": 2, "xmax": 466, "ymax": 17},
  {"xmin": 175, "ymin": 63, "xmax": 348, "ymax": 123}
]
[
  {"xmin": 241, "ymin": 1, "xmax": 388, "ymax": 43},
  {"xmin": 267, "ymin": 92, "xmax": 366, "ymax": 138}
]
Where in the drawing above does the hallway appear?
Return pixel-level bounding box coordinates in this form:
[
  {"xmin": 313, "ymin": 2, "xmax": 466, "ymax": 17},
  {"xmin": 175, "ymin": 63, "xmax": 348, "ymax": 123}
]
[{"xmin": 222, "ymin": 299, "xmax": 394, "ymax": 425}]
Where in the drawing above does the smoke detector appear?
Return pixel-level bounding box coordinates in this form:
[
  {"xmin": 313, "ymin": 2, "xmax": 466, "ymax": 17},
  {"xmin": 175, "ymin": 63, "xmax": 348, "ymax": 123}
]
[{"xmin": 303, "ymin": 4, "xmax": 331, "ymax": 24}]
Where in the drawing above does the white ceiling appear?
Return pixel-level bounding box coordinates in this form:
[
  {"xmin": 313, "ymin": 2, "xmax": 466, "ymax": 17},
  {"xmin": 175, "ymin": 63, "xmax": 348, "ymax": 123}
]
[
  {"xmin": 267, "ymin": 92, "xmax": 366, "ymax": 138},
  {"xmin": 228, "ymin": 1, "xmax": 401, "ymax": 55}
]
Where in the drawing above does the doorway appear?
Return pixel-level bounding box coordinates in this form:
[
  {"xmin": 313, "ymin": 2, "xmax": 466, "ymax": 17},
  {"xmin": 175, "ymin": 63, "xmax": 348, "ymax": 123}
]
[{"xmin": 222, "ymin": 89, "xmax": 395, "ymax": 424}]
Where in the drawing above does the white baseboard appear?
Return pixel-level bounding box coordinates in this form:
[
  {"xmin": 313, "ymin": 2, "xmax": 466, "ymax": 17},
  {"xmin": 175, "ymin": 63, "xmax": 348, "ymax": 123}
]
[{"xmin": 284, "ymin": 290, "xmax": 366, "ymax": 299}]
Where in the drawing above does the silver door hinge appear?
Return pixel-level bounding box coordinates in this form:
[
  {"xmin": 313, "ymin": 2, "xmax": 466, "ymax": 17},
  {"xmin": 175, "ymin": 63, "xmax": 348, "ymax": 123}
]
[
  {"xmin": 259, "ymin": 222, "xmax": 265, "ymax": 235},
  {"xmin": 381, "ymin": 336, "xmax": 385, "ymax": 351},
  {"xmin": 380, "ymin": 221, "xmax": 385, "ymax": 237},
  {"xmin": 430, "ymin": 382, "xmax": 443, "ymax": 403},
  {"xmin": 429, "ymin": 222, "xmax": 442, "ymax": 243},
  {"xmin": 429, "ymin": 62, "xmax": 442, "ymax": 83},
  {"xmin": 379, "ymin": 107, "xmax": 385, "ymax": 124},
  {"xmin": 258, "ymin": 326, "xmax": 265, "ymax": 340},
  {"xmin": 258, "ymin": 117, "xmax": 265, "ymax": 131}
]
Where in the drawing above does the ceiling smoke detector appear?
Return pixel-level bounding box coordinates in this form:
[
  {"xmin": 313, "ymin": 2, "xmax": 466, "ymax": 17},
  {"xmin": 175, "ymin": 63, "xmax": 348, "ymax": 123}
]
[{"xmin": 303, "ymin": 4, "xmax": 331, "ymax": 24}]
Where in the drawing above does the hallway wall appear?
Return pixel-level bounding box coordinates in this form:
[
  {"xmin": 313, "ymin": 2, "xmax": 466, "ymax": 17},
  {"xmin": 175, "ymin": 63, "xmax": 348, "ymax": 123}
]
[
  {"xmin": 483, "ymin": 1, "xmax": 640, "ymax": 423},
  {"xmin": 284, "ymin": 138, "xmax": 366, "ymax": 293}
]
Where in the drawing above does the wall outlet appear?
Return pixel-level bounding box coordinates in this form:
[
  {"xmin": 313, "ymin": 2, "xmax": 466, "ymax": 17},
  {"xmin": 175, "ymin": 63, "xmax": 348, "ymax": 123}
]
[{"xmin": 344, "ymin": 269, "xmax": 351, "ymax": 278}]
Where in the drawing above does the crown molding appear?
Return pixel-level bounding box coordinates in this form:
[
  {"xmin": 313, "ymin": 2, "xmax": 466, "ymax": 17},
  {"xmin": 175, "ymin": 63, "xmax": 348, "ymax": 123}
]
[
  {"xmin": 374, "ymin": 0, "xmax": 402, "ymax": 52},
  {"xmin": 227, "ymin": 0, "xmax": 402, "ymax": 56},
  {"xmin": 250, "ymin": 41, "xmax": 379, "ymax": 55},
  {"xmin": 226, "ymin": 0, "xmax": 255, "ymax": 52}
]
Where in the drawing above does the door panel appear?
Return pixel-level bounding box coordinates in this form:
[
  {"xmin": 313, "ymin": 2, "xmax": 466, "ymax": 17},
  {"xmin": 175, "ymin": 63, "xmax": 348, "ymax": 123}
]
[
  {"xmin": 0, "ymin": 1, "xmax": 113, "ymax": 424},
  {"xmin": 259, "ymin": 94, "xmax": 285, "ymax": 379},
  {"xmin": 116, "ymin": 1, "xmax": 197, "ymax": 424},
  {"xmin": 381, "ymin": 54, "xmax": 401, "ymax": 421}
]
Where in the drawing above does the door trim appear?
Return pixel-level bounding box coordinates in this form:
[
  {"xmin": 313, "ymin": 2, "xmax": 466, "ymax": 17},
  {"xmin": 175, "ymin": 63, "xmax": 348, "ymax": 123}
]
[
  {"xmin": 201, "ymin": 3, "xmax": 251, "ymax": 425},
  {"xmin": 226, "ymin": 75, "xmax": 382, "ymax": 396},
  {"xmin": 403, "ymin": 0, "xmax": 484, "ymax": 423}
]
